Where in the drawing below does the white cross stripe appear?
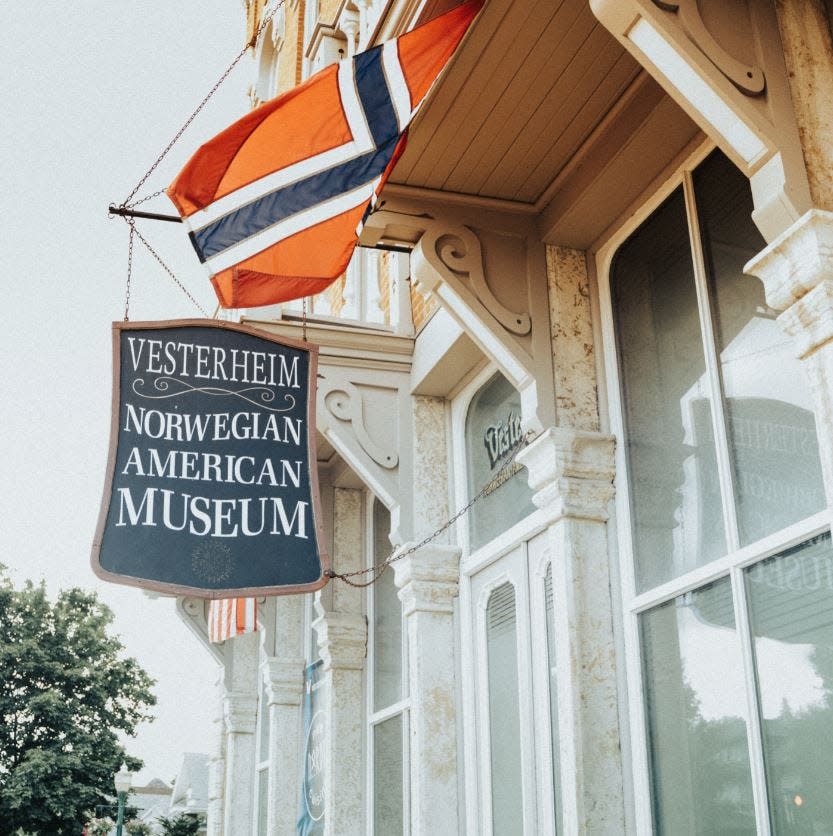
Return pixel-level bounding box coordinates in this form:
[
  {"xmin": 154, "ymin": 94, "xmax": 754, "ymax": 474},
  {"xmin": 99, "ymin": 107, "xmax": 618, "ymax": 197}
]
[
  {"xmin": 338, "ymin": 55, "xmax": 374, "ymax": 151},
  {"xmin": 382, "ymin": 41, "xmax": 412, "ymax": 131},
  {"xmin": 186, "ymin": 59, "xmax": 377, "ymax": 233},
  {"xmin": 204, "ymin": 180, "xmax": 378, "ymax": 274}
]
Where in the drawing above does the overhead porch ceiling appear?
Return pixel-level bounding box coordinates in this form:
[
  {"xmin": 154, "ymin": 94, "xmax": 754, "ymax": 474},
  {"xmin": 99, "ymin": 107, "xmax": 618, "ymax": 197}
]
[{"xmin": 385, "ymin": 0, "xmax": 703, "ymax": 248}]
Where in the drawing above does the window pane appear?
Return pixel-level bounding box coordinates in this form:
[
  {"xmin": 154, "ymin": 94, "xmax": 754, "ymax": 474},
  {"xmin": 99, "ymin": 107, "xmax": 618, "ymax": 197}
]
[
  {"xmin": 641, "ymin": 578, "xmax": 756, "ymax": 833},
  {"xmin": 374, "ymin": 714, "xmax": 404, "ymax": 836},
  {"xmin": 613, "ymin": 188, "xmax": 726, "ymax": 592},
  {"xmin": 746, "ymin": 533, "xmax": 833, "ymax": 831},
  {"xmin": 695, "ymin": 150, "xmax": 825, "ymax": 545},
  {"xmin": 259, "ymin": 680, "xmax": 269, "ymax": 757},
  {"xmin": 257, "ymin": 767, "xmax": 268, "ymax": 835},
  {"xmin": 544, "ymin": 567, "xmax": 563, "ymax": 835},
  {"xmin": 373, "ymin": 499, "xmax": 402, "ymax": 710},
  {"xmin": 466, "ymin": 373, "xmax": 536, "ymax": 550},
  {"xmin": 487, "ymin": 582, "xmax": 523, "ymax": 835}
]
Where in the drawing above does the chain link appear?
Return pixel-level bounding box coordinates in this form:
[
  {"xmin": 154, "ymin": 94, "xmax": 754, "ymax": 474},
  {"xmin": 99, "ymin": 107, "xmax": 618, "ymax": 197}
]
[
  {"xmin": 127, "ymin": 219, "xmax": 211, "ymax": 317},
  {"xmin": 329, "ymin": 432, "xmax": 536, "ymax": 588},
  {"xmin": 123, "ymin": 0, "xmax": 285, "ymax": 207},
  {"xmin": 126, "ymin": 189, "xmax": 167, "ymax": 209},
  {"xmin": 124, "ymin": 221, "xmax": 136, "ymax": 321}
]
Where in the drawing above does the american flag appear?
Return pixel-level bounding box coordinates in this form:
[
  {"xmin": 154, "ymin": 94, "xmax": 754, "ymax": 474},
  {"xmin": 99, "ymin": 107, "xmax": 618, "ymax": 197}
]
[
  {"xmin": 167, "ymin": 0, "xmax": 482, "ymax": 309},
  {"xmin": 208, "ymin": 597, "xmax": 258, "ymax": 643}
]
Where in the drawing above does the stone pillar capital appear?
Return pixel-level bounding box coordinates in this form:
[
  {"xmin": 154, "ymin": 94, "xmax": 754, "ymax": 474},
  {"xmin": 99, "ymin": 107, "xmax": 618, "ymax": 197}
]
[
  {"xmin": 391, "ymin": 543, "xmax": 461, "ymax": 616},
  {"xmin": 517, "ymin": 427, "xmax": 615, "ymax": 523},
  {"xmin": 312, "ymin": 611, "xmax": 367, "ymax": 671},
  {"xmin": 262, "ymin": 657, "xmax": 304, "ymax": 707},
  {"xmin": 744, "ymin": 208, "xmax": 833, "ymax": 311},
  {"xmin": 223, "ymin": 690, "xmax": 257, "ymax": 735}
]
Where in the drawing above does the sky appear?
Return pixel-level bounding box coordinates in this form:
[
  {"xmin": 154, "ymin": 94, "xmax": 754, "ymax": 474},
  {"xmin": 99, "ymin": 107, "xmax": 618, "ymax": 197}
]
[{"xmin": 0, "ymin": 1, "xmax": 254, "ymax": 784}]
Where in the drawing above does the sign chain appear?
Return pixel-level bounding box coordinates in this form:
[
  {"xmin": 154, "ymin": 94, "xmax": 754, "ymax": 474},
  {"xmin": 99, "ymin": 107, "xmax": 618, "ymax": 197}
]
[
  {"xmin": 116, "ymin": 2, "xmax": 285, "ymax": 320},
  {"xmin": 328, "ymin": 431, "xmax": 538, "ymax": 588},
  {"xmin": 122, "ymin": 0, "xmax": 285, "ymax": 208},
  {"xmin": 124, "ymin": 220, "xmax": 136, "ymax": 321}
]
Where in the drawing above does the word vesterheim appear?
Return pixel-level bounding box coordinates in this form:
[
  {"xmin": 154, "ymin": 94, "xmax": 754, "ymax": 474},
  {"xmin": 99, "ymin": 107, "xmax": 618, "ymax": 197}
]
[{"xmin": 127, "ymin": 336, "xmax": 301, "ymax": 387}]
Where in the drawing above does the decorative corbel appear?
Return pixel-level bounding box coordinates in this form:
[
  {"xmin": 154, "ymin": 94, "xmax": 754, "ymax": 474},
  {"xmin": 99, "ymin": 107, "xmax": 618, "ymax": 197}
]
[
  {"xmin": 652, "ymin": 0, "xmax": 765, "ymax": 95},
  {"xmin": 364, "ymin": 208, "xmax": 547, "ymax": 432}
]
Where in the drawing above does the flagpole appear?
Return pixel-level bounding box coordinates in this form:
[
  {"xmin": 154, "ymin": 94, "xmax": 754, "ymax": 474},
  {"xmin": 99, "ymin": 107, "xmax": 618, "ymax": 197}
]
[{"xmin": 108, "ymin": 205, "xmax": 182, "ymax": 223}]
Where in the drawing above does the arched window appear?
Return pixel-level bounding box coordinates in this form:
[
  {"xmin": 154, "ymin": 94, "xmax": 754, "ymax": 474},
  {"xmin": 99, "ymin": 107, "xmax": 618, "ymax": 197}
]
[{"xmin": 465, "ymin": 372, "xmax": 535, "ymax": 551}]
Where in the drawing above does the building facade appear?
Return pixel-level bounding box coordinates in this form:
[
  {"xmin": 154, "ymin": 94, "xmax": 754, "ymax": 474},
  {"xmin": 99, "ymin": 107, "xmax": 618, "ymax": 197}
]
[{"xmin": 176, "ymin": 0, "xmax": 833, "ymax": 833}]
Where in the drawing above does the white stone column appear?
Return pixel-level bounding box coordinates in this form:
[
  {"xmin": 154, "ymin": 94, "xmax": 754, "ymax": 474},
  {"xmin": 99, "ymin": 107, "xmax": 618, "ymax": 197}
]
[
  {"xmin": 392, "ymin": 544, "xmax": 460, "ymax": 835},
  {"xmin": 745, "ymin": 209, "xmax": 833, "ymax": 508},
  {"xmin": 313, "ymin": 487, "xmax": 367, "ymax": 835},
  {"xmin": 222, "ymin": 632, "xmax": 259, "ymax": 836},
  {"xmin": 263, "ymin": 655, "xmax": 304, "ymax": 835},
  {"xmin": 391, "ymin": 395, "xmax": 461, "ymax": 836},
  {"xmin": 206, "ymin": 675, "xmax": 226, "ymax": 836},
  {"xmin": 517, "ymin": 427, "xmax": 624, "ymax": 834},
  {"xmin": 313, "ymin": 609, "xmax": 367, "ymax": 836}
]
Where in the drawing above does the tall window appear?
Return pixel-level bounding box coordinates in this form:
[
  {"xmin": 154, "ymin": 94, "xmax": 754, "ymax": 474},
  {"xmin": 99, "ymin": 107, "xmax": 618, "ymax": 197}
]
[
  {"xmin": 608, "ymin": 149, "xmax": 830, "ymax": 832},
  {"xmin": 254, "ymin": 677, "xmax": 270, "ymax": 835},
  {"xmin": 367, "ymin": 498, "xmax": 409, "ymax": 834}
]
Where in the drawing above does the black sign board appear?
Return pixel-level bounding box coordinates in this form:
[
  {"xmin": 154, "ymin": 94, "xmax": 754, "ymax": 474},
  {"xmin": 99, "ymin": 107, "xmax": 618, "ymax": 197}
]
[{"xmin": 91, "ymin": 320, "xmax": 329, "ymax": 597}]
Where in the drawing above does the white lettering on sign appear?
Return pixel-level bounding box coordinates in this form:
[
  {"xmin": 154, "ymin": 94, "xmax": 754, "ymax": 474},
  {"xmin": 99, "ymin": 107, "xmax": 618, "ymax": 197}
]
[
  {"xmin": 126, "ymin": 336, "xmax": 300, "ymax": 388},
  {"xmin": 116, "ymin": 488, "xmax": 309, "ymax": 539}
]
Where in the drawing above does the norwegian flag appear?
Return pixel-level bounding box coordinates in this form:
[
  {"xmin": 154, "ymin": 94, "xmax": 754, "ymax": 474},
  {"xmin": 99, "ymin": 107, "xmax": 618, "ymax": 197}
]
[
  {"xmin": 208, "ymin": 597, "xmax": 258, "ymax": 643},
  {"xmin": 167, "ymin": 0, "xmax": 481, "ymax": 309}
]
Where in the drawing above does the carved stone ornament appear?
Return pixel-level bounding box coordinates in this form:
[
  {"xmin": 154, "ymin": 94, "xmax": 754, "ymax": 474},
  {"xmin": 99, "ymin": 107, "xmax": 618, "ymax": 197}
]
[
  {"xmin": 652, "ymin": 0, "xmax": 765, "ymax": 95},
  {"xmin": 319, "ymin": 373, "xmax": 399, "ymax": 469}
]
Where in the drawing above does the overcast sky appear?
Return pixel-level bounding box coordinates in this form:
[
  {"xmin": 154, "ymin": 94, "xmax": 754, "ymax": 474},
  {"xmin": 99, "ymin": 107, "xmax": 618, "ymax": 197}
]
[{"xmin": 1, "ymin": 1, "xmax": 253, "ymax": 784}]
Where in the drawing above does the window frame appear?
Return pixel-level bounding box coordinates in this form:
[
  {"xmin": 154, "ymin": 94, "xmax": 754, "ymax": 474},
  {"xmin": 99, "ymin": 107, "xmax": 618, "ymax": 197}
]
[
  {"xmin": 595, "ymin": 139, "xmax": 829, "ymax": 835},
  {"xmin": 364, "ymin": 493, "xmax": 411, "ymax": 836}
]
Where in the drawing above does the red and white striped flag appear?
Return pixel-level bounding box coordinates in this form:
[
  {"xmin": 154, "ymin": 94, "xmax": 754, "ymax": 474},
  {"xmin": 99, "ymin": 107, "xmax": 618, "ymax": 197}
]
[{"xmin": 208, "ymin": 597, "xmax": 258, "ymax": 643}]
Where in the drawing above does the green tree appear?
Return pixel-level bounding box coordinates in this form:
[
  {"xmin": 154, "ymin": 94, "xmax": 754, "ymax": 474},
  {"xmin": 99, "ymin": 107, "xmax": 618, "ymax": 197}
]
[
  {"xmin": 157, "ymin": 813, "xmax": 202, "ymax": 836},
  {"xmin": 0, "ymin": 570, "xmax": 156, "ymax": 834}
]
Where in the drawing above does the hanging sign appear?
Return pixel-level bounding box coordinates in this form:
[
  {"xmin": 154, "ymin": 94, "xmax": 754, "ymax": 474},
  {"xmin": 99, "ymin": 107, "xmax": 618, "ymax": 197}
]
[{"xmin": 91, "ymin": 319, "xmax": 329, "ymax": 597}]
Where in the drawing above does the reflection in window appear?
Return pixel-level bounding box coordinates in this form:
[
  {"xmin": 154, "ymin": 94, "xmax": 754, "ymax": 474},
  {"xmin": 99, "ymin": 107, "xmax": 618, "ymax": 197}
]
[
  {"xmin": 746, "ymin": 533, "xmax": 833, "ymax": 831},
  {"xmin": 374, "ymin": 715, "xmax": 404, "ymax": 836},
  {"xmin": 641, "ymin": 578, "xmax": 756, "ymax": 833},
  {"xmin": 487, "ymin": 582, "xmax": 523, "ymax": 835},
  {"xmin": 612, "ymin": 187, "xmax": 724, "ymax": 591},
  {"xmin": 612, "ymin": 150, "xmax": 824, "ymax": 592},
  {"xmin": 694, "ymin": 151, "xmax": 825, "ymax": 545},
  {"xmin": 466, "ymin": 374, "xmax": 536, "ymax": 550}
]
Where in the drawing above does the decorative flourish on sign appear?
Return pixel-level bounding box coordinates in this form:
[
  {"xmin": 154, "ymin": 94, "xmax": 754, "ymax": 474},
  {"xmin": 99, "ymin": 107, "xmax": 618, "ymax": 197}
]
[
  {"xmin": 319, "ymin": 376, "xmax": 399, "ymax": 469},
  {"xmin": 131, "ymin": 377, "xmax": 297, "ymax": 412},
  {"xmin": 652, "ymin": 0, "xmax": 765, "ymax": 95},
  {"xmin": 423, "ymin": 224, "xmax": 532, "ymax": 335}
]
